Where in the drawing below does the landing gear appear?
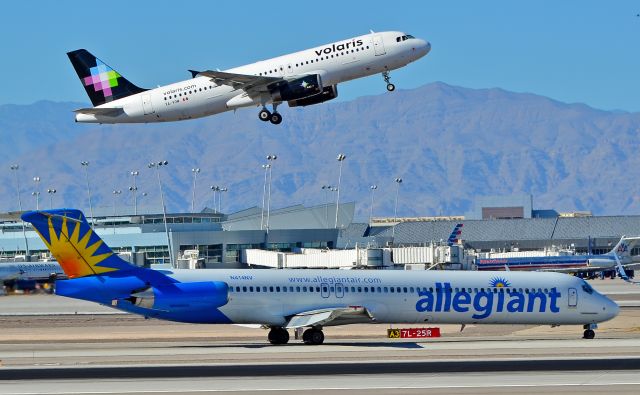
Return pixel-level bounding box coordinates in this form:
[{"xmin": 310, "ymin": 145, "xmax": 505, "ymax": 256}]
[
  {"xmin": 268, "ymin": 327, "xmax": 290, "ymax": 345},
  {"xmin": 270, "ymin": 112, "xmax": 282, "ymax": 125},
  {"xmin": 258, "ymin": 104, "xmax": 283, "ymax": 125},
  {"xmin": 583, "ymin": 324, "xmax": 597, "ymax": 339},
  {"xmin": 382, "ymin": 71, "xmax": 395, "ymax": 92},
  {"xmin": 302, "ymin": 327, "xmax": 324, "ymax": 345},
  {"xmin": 258, "ymin": 108, "xmax": 271, "ymax": 122}
]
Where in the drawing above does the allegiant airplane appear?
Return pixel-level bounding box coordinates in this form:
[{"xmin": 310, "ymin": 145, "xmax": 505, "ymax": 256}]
[
  {"xmin": 67, "ymin": 31, "xmax": 430, "ymax": 125},
  {"xmin": 23, "ymin": 209, "xmax": 619, "ymax": 344}
]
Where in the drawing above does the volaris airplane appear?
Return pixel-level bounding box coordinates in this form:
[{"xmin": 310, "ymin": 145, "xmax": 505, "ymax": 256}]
[
  {"xmin": 67, "ymin": 31, "xmax": 430, "ymax": 125},
  {"xmin": 23, "ymin": 209, "xmax": 618, "ymax": 344}
]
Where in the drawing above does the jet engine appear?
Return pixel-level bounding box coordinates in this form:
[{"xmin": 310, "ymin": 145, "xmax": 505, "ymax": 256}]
[
  {"xmin": 288, "ymin": 85, "xmax": 338, "ymax": 107},
  {"xmin": 128, "ymin": 281, "xmax": 229, "ymax": 311},
  {"xmin": 271, "ymin": 75, "xmax": 323, "ymax": 102}
]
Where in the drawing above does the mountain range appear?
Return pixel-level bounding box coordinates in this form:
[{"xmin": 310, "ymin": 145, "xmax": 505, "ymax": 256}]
[{"xmin": 1, "ymin": 82, "xmax": 639, "ymax": 219}]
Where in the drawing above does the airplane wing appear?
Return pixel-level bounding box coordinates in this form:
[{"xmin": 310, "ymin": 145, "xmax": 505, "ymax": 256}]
[
  {"xmin": 194, "ymin": 70, "xmax": 285, "ymax": 96},
  {"xmin": 285, "ymin": 306, "xmax": 375, "ymax": 329},
  {"xmin": 73, "ymin": 107, "xmax": 125, "ymax": 117}
]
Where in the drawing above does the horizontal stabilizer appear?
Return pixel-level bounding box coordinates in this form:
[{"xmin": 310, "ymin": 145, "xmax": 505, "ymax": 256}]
[
  {"xmin": 74, "ymin": 107, "xmax": 124, "ymax": 117},
  {"xmin": 285, "ymin": 306, "xmax": 374, "ymax": 329}
]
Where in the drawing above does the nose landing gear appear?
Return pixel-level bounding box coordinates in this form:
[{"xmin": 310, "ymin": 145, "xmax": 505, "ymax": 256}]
[
  {"xmin": 382, "ymin": 71, "xmax": 395, "ymax": 92},
  {"xmin": 583, "ymin": 323, "xmax": 597, "ymax": 339},
  {"xmin": 258, "ymin": 103, "xmax": 283, "ymax": 125}
]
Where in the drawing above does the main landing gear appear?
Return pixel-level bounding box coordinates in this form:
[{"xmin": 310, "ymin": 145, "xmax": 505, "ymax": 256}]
[
  {"xmin": 267, "ymin": 326, "xmax": 325, "ymax": 345},
  {"xmin": 302, "ymin": 327, "xmax": 324, "ymax": 345},
  {"xmin": 268, "ymin": 327, "xmax": 290, "ymax": 345},
  {"xmin": 382, "ymin": 71, "xmax": 395, "ymax": 92},
  {"xmin": 258, "ymin": 104, "xmax": 282, "ymax": 125}
]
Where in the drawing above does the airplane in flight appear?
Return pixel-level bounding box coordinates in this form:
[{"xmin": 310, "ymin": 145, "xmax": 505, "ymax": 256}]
[
  {"xmin": 23, "ymin": 209, "xmax": 618, "ymax": 344},
  {"xmin": 67, "ymin": 31, "xmax": 430, "ymax": 125},
  {"xmin": 476, "ymin": 236, "xmax": 640, "ymax": 274}
]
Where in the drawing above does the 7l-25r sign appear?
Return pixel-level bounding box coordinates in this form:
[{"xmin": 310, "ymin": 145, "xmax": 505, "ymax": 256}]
[{"xmin": 387, "ymin": 327, "xmax": 441, "ymax": 338}]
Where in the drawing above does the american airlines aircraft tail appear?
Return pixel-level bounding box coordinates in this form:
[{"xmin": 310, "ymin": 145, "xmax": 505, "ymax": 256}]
[
  {"xmin": 67, "ymin": 31, "xmax": 431, "ymax": 125},
  {"xmin": 23, "ymin": 209, "xmax": 619, "ymax": 344}
]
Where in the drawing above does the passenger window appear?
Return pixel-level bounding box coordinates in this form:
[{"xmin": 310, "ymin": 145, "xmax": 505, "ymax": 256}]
[
  {"xmin": 302, "ymin": 286, "xmax": 307, "ymax": 292},
  {"xmin": 377, "ymin": 287, "xmax": 382, "ymax": 293},
  {"xmin": 363, "ymin": 287, "xmax": 368, "ymax": 292},
  {"xmin": 330, "ymin": 287, "xmax": 335, "ymax": 292},
  {"xmin": 243, "ymin": 286, "xmax": 247, "ymax": 292},
  {"xmin": 276, "ymin": 286, "xmax": 280, "ymax": 292},
  {"xmin": 296, "ymin": 286, "xmax": 300, "ymax": 292},
  {"xmin": 344, "ymin": 287, "xmax": 349, "ymax": 293},
  {"xmin": 383, "ymin": 287, "xmax": 388, "ymax": 293},
  {"xmin": 322, "ymin": 286, "xmax": 328, "ymax": 293},
  {"xmin": 269, "ymin": 286, "xmax": 274, "ymax": 292},
  {"xmin": 351, "ymin": 287, "xmax": 356, "ymax": 292},
  {"xmin": 371, "ymin": 287, "xmax": 375, "ymax": 293},
  {"xmin": 357, "ymin": 287, "xmax": 362, "ymax": 292},
  {"xmin": 410, "ymin": 287, "xmax": 415, "ymax": 293},
  {"xmin": 403, "ymin": 287, "xmax": 408, "ymax": 293},
  {"xmin": 390, "ymin": 287, "xmax": 395, "ymax": 293},
  {"xmin": 256, "ymin": 287, "xmax": 260, "ymax": 293}
]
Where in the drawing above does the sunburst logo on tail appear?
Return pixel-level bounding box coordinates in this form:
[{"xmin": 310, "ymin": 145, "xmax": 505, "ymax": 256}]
[{"xmin": 34, "ymin": 214, "xmax": 115, "ymax": 278}]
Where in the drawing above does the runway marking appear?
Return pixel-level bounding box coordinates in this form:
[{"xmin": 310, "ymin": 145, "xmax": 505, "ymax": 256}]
[{"xmin": 4, "ymin": 381, "xmax": 640, "ymax": 394}]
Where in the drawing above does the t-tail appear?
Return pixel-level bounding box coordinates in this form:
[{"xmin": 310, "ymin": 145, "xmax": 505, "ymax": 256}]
[
  {"xmin": 67, "ymin": 49, "xmax": 147, "ymax": 107},
  {"xmin": 610, "ymin": 236, "xmax": 640, "ymax": 286},
  {"xmin": 21, "ymin": 209, "xmax": 138, "ymax": 278},
  {"xmin": 447, "ymin": 223, "xmax": 464, "ymax": 246}
]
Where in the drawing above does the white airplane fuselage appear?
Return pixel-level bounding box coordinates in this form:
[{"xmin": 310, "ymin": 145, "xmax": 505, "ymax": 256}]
[
  {"xmin": 75, "ymin": 31, "xmax": 430, "ymax": 123},
  {"xmin": 79, "ymin": 268, "xmax": 618, "ymax": 327}
]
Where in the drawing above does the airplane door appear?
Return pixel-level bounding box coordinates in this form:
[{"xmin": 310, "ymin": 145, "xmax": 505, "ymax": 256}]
[
  {"xmin": 335, "ymin": 283, "xmax": 344, "ymax": 299},
  {"xmin": 373, "ymin": 35, "xmax": 386, "ymax": 56},
  {"xmin": 279, "ymin": 64, "xmax": 286, "ymax": 76},
  {"xmin": 321, "ymin": 282, "xmax": 330, "ymax": 298},
  {"xmin": 568, "ymin": 288, "xmax": 578, "ymax": 307},
  {"xmin": 142, "ymin": 94, "xmax": 155, "ymax": 115}
]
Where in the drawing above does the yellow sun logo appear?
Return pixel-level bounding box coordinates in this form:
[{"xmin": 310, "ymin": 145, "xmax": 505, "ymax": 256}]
[
  {"xmin": 34, "ymin": 214, "xmax": 114, "ymax": 278},
  {"xmin": 489, "ymin": 277, "xmax": 511, "ymax": 288}
]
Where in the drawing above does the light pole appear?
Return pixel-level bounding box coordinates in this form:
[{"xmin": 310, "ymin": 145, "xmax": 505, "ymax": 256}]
[
  {"xmin": 47, "ymin": 189, "xmax": 57, "ymax": 209},
  {"xmin": 130, "ymin": 170, "xmax": 139, "ymax": 215},
  {"xmin": 321, "ymin": 185, "xmax": 334, "ymax": 228},
  {"xmin": 210, "ymin": 185, "xmax": 220, "ymax": 214},
  {"xmin": 32, "ymin": 191, "xmax": 40, "ymax": 210},
  {"xmin": 266, "ymin": 155, "xmax": 277, "ymax": 232},
  {"xmin": 9, "ymin": 165, "xmax": 29, "ymax": 255},
  {"xmin": 260, "ymin": 164, "xmax": 270, "ymax": 229},
  {"xmin": 148, "ymin": 160, "xmax": 173, "ymax": 266},
  {"xmin": 32, "ymin": 177, "xmax": 41, "ymax": 210},
  {"xmin": 218, "ymin": 187, "xmax": 227, "ymax": 213},
  {"xmin": 334, "ymin": 154, "xmax": 346, "ymax": 228},
  {"xmin": 112, "ymin": 190, "xmax": 122, "ymax": 234},
  {"xmin": 369, "ymin": 185, "xmax": 378, "ymax": 224},
  {"xmin": 80, "ymin": 161, "xmax": 94, "ymax": 222},
  {"xmin": 191, "ymin": 168, "xmax": 200, "ymax": 213},
  {"xmin": 392, "ymin": 177, "xmax": 403, "ymax": 240}
]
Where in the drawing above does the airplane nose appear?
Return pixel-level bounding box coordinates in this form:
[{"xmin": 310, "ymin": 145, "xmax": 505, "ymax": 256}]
[
  {"xmin": 424, "ymin": 41, "xmax": 431, "ymax": 55},
  {"xmin": 603, "ymin": 298, "xmax": 620, "ymax": 321}
]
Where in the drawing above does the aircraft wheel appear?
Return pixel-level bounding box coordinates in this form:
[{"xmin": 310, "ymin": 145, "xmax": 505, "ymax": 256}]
[
  {"xmin": 303, "ymin": 328, "xmax": 324, "ymax": 345},
  {"xmin": 386, "ymin": 83, "xmax": 395, "ymax": 92},
  {"xmin": 258, "ymin": 109, "xmax": 271, "ymax": 122},
  {"xmin": 269, "ymin": 112, "xmax": 283, "ymax": 125},
  {"xmin": 583, "ymin": 329, "xmax": 595, "ymax": 339},
  {"xmin": 268, "ymin": 327, "xmax": 290, "ymax": 345}
]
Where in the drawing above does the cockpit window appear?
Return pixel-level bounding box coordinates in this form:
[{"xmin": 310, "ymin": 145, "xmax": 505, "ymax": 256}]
[
  {"xmin": 581, "ymin": 280, "xmax": 594, "ymax": 294},
  {"xmin": 406, "ymin": 34, "xmax": 415, "ymax": 39},
  {"xmin": 397, "ymin": 34, "xmax": 416, "ymax": 43}
]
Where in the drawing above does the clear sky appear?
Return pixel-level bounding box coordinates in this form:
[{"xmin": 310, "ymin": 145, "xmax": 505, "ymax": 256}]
[{"xmin": 2, "ymin": 0, "xmax": 639, "ymax": 111}]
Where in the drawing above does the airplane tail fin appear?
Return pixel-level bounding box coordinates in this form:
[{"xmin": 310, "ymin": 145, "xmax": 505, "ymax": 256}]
[
  {"xmin": 607, "ymin": 236, "xmax": 640, "ymax": 259},
  {"xmin": 67, "ymin": 49, "xmax": 147, "ymax": 107},
  {"xmin": 447, "ymin": 223, "xmax": 464, "ymax": 246},
  {"xmin": 21, "ymin": 209, "xmax": 138, "ymax": 279}
]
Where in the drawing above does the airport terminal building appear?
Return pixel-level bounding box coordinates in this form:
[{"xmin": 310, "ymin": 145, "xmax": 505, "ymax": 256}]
[{"xmin": 1, "ymin": 195, "xmax": 639, "ymax": 267}]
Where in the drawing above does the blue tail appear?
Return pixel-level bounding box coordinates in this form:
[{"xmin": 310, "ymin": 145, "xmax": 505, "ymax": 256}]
[{"xmin": 447, "ymin": 223, "xmax": 464, "ymax": 246}]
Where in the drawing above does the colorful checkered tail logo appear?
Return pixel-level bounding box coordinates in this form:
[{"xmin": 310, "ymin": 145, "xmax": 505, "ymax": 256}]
[{"xmin": 67, "ymin": 49, "xmax": 147, "ymax": 107}]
